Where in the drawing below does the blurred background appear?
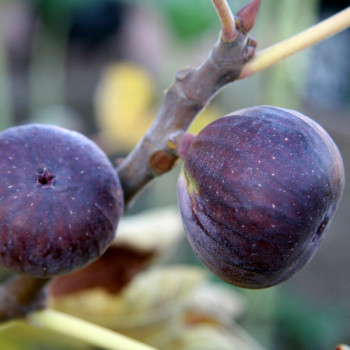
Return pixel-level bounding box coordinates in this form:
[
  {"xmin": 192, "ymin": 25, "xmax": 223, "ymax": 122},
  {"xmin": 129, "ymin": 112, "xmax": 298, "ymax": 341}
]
[{"xmin": 0, "ymin": 0, "xmax": 349, "ymax": 349}]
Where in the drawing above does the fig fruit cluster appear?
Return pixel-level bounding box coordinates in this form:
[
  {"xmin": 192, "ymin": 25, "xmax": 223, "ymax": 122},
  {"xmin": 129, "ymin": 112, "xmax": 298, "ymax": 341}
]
[
  {"xmin": 178, "ymin": 106, "xmax": 345, "ymax": 289},
  {"xmin": 0, "ymin": 124, "xmax": 124, "ymax": 278}
]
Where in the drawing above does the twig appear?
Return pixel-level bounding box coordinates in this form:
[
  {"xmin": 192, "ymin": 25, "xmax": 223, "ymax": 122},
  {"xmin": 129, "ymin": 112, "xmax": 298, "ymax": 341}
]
[
  {"xmin": 28, "ymin": 309, "xmax": 158, "ymax": 350},
  {"xmin": 211, "ymin": 0, "xmax": 237, "ymax": 42},
  {"xmin": 239, "ymin": 6, "xmax": 350, "ymax": 78}
]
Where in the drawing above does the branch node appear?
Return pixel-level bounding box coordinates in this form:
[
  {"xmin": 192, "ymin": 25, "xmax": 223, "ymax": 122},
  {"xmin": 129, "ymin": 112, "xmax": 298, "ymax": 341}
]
[
  {"xmin": 148, "ymin": 151, "xmax": 178, "ymax": 175},
  {"xmin": 176, "ymin": 67, "xmax": 194, "ymax": 81}
]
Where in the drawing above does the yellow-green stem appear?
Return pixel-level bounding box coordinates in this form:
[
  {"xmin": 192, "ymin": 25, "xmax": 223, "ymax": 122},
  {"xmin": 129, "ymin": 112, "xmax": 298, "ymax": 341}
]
[
  {"xmin": 211, "ymin": 0, "xmax": 238, "ymax": 42},
  {"xmin": 28, "ymin": 309, "xmax": 158, "ymax": 350},
  {"xmin": 240, "ymin": 6, "xmax": 350, "ymax": 78}
]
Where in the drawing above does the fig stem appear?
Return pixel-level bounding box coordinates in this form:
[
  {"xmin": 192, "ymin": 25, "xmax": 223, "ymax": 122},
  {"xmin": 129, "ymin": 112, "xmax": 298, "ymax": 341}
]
[
  {"xmin": 239, "ymin": 6, "xmax": 350, "ymax": 78},
  {"xmin": 28, "ymin": 309, "xmax": 158, "ymax": 350},
  {"xmin": 0, "ymin": 275, "xmax": 50, "ymax": 322},
  {"xmin": 211, "ymin": 0, "xmax": 238, "ymax": 42},
  {"xmin": 174, "ymin": 132, "xmax": 196, "ymax": 160}
]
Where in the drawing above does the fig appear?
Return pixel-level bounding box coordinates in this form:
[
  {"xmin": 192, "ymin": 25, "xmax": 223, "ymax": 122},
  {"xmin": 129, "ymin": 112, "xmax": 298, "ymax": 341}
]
[
  {"xmin": 178, "ymin": 106, "xmax": 345, "ymax": 289},
  {"xmin": 0, "ymin": 124, "xmax": 124, "ymax": 278}
]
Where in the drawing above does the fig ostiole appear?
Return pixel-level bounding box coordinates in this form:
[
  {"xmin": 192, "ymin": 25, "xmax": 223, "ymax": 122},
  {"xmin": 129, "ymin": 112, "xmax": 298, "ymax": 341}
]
[
  {"xmin": 177, "ymin": 106, "xmax": 345, "ymax": 289},
  {"xmin": 0, "ymin": 124, "xmax": 124, "ymax": 278}
]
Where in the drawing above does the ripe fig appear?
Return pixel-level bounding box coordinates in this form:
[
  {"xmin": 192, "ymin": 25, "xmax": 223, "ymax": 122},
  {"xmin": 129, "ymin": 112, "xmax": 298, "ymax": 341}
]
[
  {"xmin": 178, "ymin": 106, "xmax": 345, "ymax": 289},
  {"xmin": 0, "ymin": 124, "xmax": 124, "ymax": 278}
]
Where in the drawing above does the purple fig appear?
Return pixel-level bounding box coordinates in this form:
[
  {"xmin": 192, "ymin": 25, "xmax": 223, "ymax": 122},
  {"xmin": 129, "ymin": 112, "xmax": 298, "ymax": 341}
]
[
  {"xmin": 178, "ymin": 106, "xmax": 345, "ymax": 289},
  {"xmin": 0, "ymin": 124, "xmax": 124, "ymax": 278}
]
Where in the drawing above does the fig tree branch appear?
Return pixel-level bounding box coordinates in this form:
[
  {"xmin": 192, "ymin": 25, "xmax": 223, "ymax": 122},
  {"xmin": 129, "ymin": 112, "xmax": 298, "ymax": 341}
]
[
  {"xmin": 117, "ymin": 32, "xmax": 257, "ymax": 206},
  {"xmin": 117, "ymin": 0, "xmax": 258, "ymax": 207}
]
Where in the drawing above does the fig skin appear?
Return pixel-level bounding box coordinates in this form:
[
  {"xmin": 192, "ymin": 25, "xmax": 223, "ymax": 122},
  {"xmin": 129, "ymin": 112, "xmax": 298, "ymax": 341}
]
[
  {"xmin": 178, "ymin": 106, "xmax": 345, "ymax": 289},
  {"xmin": 0, "ymin": 124, "xmax": 124, "ymax": 278}
]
